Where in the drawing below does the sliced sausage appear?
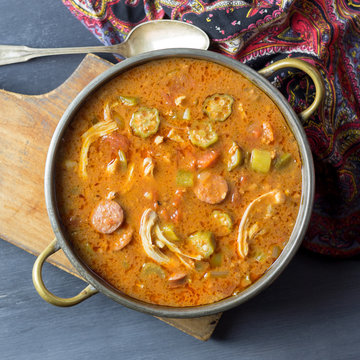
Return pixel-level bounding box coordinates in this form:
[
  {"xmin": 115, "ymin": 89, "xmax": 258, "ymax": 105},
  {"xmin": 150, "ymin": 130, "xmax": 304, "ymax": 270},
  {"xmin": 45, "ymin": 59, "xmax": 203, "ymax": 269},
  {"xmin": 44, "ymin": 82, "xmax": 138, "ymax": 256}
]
[
  {"xmin": 91, "ymin": 200, "xmax": 124, "ymax": 234},
  {"xmin": 113, "ymin": 226, "xmax": 134, "ymax": 251},
  {"xmin": 168, "ymin": 273, "xmax": 188, "ymax": 288},
  {"xmin": 194, "ymin": 172, "xmax": 228, "ymax": 204}
]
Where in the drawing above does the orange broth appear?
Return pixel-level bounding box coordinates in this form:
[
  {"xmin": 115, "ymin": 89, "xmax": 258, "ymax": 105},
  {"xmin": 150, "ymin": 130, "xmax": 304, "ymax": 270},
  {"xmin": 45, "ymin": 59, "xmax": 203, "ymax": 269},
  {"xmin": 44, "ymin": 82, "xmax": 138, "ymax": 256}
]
[{"xmin": 55, "ymin": 58, "xmax": 302, "ymax": 306}]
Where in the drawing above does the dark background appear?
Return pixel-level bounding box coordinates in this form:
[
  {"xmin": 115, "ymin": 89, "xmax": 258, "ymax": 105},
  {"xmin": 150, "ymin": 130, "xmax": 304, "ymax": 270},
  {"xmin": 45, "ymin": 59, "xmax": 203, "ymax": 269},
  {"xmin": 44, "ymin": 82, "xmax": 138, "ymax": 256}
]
[{"xmin": 0, "ymin": 1, "xmax": 359, "ymax": 359}]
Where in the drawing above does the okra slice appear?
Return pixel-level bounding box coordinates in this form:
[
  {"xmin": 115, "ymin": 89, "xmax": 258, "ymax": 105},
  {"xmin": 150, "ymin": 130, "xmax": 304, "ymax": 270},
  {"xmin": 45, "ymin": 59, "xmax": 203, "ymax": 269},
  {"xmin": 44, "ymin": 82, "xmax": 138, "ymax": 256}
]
[
  {"xmin": 211, "ymin": 210, "xmax": 233, "ymax": 233},
  {"xmin": 119, "ymin": 95, "xmax": 139, "ymax": 106},
  {"xmin": 189, "ymin": 123, "xmax": 218, "ymax": 149},
  {"xmin": 188, "ymin": 231, "xmax": 216, "ymax": 259},
  {"xmin": 130, "ymin": 107, "xmax": 160, "ymax": 138},
  {"xmin": 176, "ymin": 169, "xmax": 194, "ymax": 187},
  {"xmin": 250, "ymin": 149, "xmax": 271, "ymax": 173},
  {"xmin": 227, "ymin": 142, "xmax": 244, "ymax": 171},
  {"xmin": 203, "ymin": 93, "xmax": 234, "ymax": 122},
  {"xmin": 274, "ymin": 152, "xmax": 292, "ymax": 169}
]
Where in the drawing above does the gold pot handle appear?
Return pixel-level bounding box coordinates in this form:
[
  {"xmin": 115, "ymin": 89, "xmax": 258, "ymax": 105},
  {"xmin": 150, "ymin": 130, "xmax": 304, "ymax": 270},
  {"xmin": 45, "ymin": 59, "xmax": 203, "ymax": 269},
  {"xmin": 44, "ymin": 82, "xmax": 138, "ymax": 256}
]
[
  {"xmin": 258, "ymin": 58, "xmax": 325, "ymax": 121},
  {"xmin": 32, "ymin": 239, "xmax": 98, "ymax": 307}
]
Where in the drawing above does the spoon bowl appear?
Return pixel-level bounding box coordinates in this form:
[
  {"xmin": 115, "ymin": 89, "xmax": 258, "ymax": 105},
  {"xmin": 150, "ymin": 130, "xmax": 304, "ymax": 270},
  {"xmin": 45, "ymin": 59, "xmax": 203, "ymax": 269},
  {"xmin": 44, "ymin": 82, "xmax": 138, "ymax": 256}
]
[
  {"xmin": 118, "ymin": 20, "xmax": 210, "ymax": 57},
  {"xmin": 0, "ymin": 20, "xmax": 210, "ymax": 66}
]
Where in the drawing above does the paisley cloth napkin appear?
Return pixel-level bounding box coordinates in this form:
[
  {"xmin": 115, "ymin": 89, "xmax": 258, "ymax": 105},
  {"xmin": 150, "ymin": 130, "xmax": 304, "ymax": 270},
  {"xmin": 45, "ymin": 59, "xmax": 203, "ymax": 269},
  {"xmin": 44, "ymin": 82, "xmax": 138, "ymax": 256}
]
[{"xmin": 62, "ymin": 0, "xmax": 360, "ymax": 257}]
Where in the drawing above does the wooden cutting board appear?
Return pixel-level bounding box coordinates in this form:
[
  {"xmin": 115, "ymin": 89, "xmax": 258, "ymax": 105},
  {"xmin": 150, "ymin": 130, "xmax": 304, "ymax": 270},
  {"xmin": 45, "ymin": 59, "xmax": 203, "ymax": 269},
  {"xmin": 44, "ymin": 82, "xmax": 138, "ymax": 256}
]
[{"xmin": 0, "ymin": 54, "xmax": 221, "ymax": 341}]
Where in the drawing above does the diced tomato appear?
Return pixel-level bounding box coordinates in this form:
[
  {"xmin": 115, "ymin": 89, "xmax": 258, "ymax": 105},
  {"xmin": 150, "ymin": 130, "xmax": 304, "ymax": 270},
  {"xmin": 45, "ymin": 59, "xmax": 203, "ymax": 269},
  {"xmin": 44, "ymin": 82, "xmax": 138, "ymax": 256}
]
[
  {"xmin": 170, "ymin": 209, "xmax": 182, "ymax": 223},
  {"xmin": 247, "ymin": 122, "xmax": 262, "ymax": 139},
  {"xmin": 196, "ymin": 149, "xmax": 220, "ymax": 169},
  {"xmin": 159, "ymin": 208, "xmax": 170, "ymax": 221},
  {"xmin": 177, "ymin": 147, "xmax": 196, "ymax": 170},
  {"xmin": 252, "ymin": 128, "xmax": 261, "ymax": 138},
  {"xmin": 152, "ymin": 200, "xmax": 160, "ymax": 210},
  {"xmin": 172, "ymin": 188, "xmax": 186, "ymax": 207}
]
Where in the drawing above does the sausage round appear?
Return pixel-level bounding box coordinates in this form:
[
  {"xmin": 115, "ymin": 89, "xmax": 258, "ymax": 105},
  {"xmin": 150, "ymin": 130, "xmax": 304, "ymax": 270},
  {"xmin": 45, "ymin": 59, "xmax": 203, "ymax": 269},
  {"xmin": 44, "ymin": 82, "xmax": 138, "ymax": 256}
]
[
  {"xmin": 113, "ymin": 226, "xmax": 133, "ymax": 251},
  {"xmin": 168, "ymin": 273, "xmax": 188, "ymax": 288},
  {"xmin": 91, "ymin": 200, "xmax": 124, "ymax": 234},
  {"xmin": 193, "ymin": 172, "xmax": 228, "ymax": 204}
]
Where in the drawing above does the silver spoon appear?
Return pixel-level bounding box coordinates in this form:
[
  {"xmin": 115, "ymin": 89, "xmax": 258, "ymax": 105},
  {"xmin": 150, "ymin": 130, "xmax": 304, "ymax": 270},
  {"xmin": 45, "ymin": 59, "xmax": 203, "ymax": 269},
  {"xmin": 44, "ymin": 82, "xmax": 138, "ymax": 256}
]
[{"xmin": 0, "ymin": 20, "xmax": 210, "ymax": 66}]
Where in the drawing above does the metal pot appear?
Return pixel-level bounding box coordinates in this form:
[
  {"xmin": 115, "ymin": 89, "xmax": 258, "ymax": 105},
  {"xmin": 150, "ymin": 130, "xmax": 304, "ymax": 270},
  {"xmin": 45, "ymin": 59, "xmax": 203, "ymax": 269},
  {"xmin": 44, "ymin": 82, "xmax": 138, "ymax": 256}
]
[{"xmin": 33, "ymin": 49, "xmax": 324, "ymax": 318}]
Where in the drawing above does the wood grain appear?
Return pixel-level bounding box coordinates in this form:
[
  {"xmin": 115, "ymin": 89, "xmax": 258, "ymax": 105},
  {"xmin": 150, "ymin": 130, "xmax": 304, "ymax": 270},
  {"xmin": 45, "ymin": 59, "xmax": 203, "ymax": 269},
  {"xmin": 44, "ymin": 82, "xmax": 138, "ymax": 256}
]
[
  {"xmin": 0, "ymin": 54, "xmax": 109, "ymax": 275},
  {"xmin": 0, "ymin": 54, "xmax": 220, "ymax": 340}
]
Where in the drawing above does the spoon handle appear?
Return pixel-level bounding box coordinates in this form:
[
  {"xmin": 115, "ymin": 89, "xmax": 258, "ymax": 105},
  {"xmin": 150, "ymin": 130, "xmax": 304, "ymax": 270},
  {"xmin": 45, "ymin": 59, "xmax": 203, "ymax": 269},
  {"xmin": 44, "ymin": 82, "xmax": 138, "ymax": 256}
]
[{"xmin": 0, "ymin": 44, "xmax": 127, "ymax": 66}]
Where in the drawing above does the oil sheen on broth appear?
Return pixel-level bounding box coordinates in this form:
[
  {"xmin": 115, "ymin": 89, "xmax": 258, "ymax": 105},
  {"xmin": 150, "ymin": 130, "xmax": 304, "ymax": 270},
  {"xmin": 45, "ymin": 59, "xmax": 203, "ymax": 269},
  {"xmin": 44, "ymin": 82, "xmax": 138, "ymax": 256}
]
[{"xmin": 55, "ymin": 58, "xmax": 302, "ymax": 307}]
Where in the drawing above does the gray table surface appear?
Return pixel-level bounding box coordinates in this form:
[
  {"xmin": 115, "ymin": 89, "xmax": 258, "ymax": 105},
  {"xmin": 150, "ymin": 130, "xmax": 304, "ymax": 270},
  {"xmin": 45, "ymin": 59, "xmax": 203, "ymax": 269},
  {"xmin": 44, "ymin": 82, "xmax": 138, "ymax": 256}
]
[{"xmin": 1, "ymin": 1, "xmax": 359, "ymax": 359}]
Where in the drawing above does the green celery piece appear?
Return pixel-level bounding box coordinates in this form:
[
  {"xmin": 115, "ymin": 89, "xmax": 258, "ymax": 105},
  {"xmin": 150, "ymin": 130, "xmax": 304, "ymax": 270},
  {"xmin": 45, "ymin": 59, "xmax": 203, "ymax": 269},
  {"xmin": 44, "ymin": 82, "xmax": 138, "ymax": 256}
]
[
  {"xmin": 209, "ymin": 252, "xmax": 223, "ymax": 268},
  {"xmin": 254, "ymin": 249, "xmax": 267, "ymax": 263},
  {"xmin": 119, "ymin": 95, "xmax": 139, "ymax": 106},
  {"xmin": 140, "ymin": 263, "xmax": 165, "ymax": 279},
  {"xmin": 176, "ymin": 169, "xmax": 194, "ymax": 187},
  {"xmin": 274, "ymin": 153, "xmax": 292, "ymax": 169},
  {"xmin": 250, "ymin": 149, "xmax": 271, "ymax": 173}
]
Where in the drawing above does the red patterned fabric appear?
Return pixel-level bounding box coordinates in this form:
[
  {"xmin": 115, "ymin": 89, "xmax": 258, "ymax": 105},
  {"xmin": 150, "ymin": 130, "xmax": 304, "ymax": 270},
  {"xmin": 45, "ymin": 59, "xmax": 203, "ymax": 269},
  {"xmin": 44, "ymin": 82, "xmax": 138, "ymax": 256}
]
[{"xmin": 62, "ymin": 0, "xmax": 360, "ymax": 256}]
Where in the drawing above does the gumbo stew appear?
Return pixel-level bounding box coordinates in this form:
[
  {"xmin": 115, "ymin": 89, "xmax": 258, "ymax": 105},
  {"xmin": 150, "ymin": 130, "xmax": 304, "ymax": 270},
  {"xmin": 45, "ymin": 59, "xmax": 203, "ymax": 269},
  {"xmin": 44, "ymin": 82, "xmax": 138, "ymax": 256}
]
[{"xmin": 55, "ymin": 58, "xmax": 302, "ymax": 307}]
